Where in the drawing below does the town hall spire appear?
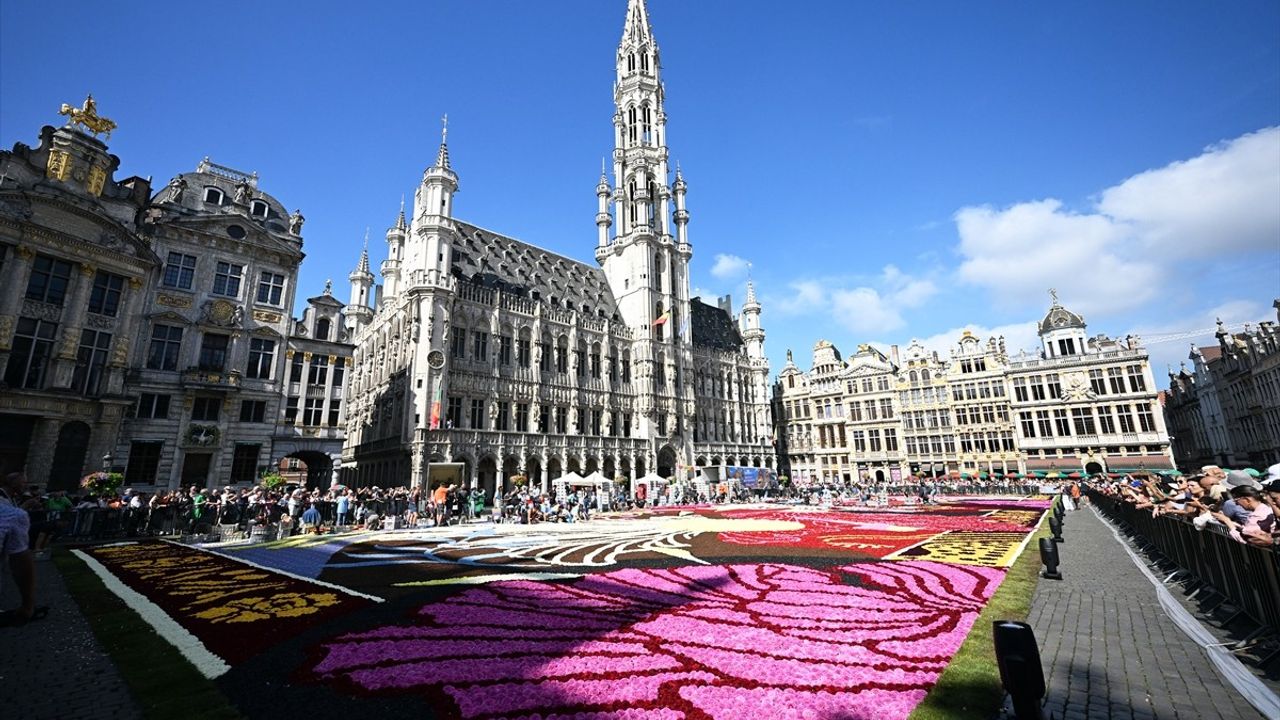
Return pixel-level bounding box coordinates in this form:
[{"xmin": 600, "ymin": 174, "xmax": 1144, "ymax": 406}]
[{"xmin": 621, "ymin": 0, "xmax": 655, "ymax": 48}]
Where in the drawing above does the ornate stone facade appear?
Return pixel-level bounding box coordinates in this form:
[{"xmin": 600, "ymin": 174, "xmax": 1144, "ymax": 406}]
[
  {"xmin": 1, "ymin": 108, "xmax": 347, "ymax": 491},
  {"xmin": 775, "ymin": 297, "xmax": 1173, "ymax": 485},
  {"xmin": 341, "ymin": 0, "xmax": 773, "ymax": 495},
  {"xmin": 1165, "ymin": 304, "xmax": 1280, "ymax": 469},
  {"xmin": 115, "ymin": 159, "xmax": 306, "ymax": 489},
  {"xmin": 0, "ymin": 120, "xmax": 157, "ymax": 490}
]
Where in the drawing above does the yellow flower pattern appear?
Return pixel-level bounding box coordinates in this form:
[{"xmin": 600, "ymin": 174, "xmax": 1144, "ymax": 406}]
[
  {"xmin": 92, "ymin": 543, "xmax": 345, "ymax": 624},
  {"xmin": 193, "ymin": 592, "xmax": 341, "ymax": 623}
]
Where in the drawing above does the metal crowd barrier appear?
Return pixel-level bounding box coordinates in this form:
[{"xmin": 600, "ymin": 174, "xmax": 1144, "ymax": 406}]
[{"xmin": 1091, "ymin": 492, "xmax": 1280, "ymax": 633}]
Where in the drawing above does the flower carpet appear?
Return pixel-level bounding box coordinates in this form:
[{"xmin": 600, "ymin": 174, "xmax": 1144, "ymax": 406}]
[{"xmin": 77, "ymin": 496, "xmax": 1050, "ymax": 719}]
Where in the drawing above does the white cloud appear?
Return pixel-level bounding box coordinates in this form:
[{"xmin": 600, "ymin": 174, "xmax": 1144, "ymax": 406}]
[
  {"xmin": 769, "ymin": 280, "xmax": 826, "ymax": 316},
  {"xmin": 1099, "ymin": 128, "xmax": 1280, "ymax": 257},
  {"xmin": 710, "ymin": 253, "xmax": 749, "ymax": 280},
  {"xmin": 869, "ymin": 321, "xmax": 1042, "ymax": 365},
  {"xmin": 690, "ymin": 286, "xmax": 718, "ymax": 303},
  {"xmin": 955, "ymin": 199, "xmax": 1160, "ymax": 315},
  {"xmin": 765, "ymin": 267, "xmax": 938, "ymax": 335},
  {"xmin": 953, "ymin": 126, "xmax": 1280, "ymax": 318}
]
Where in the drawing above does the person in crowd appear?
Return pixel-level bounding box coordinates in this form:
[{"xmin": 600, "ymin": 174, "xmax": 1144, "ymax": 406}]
[
  {"xmin": 432, "ymin": 483, "xmax": 449, "ymax": 527},
  {"xmin": 0, "ymin": 500, "xmax": 43, "ymax": 626},
  {"xmin": 336, "ymin": 491, "xmax": 351, "ymax": 527},
  {"xmin": 1212, "ymin": 485, "xmax": 1275, "ymax": 547},
  {"xmin": 0, "ymin": 472, "xmax": 26, "ymax": 507},
  {"xmin": 1218, "ymin": 470, "xmax": 1263, "ymax": 525},
  {"xmin": 301, "ymin": 502, "xmax": 323, "ymax": 534}
]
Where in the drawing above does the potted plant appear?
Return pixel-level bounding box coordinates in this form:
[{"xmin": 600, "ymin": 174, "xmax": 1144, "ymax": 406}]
[{"xmin": 81, "ymin": 471, "xmax": 124, "ymax": 496}]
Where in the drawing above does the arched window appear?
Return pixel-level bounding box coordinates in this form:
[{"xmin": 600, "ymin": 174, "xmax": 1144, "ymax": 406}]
[
  {"xmin": 316, "ymin": 318, "xmax": 331, "ymax": 341},
  {"xmin": 249, "ymin": 199, "xmax": 269, "ymax": 218},
  {"xmin": 654, "ymin": 301, "xmax": 665, "ymax": 342},
  {"xmin": 909, "ymin": 370, "xmax": 919, "ymax": 384},
  {"xmin": 921, "ymin": 369, "xmax": 930, "ymax": 382},
  {"xmin": 203, "ymin": 187, "xmax": 224, "ymax": 205}
]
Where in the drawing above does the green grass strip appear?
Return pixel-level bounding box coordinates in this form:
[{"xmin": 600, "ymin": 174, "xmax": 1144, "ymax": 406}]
[
  {"xmin": 908, "ymin": 499, "xmax": 1058, "ymax": 720},
  {"xmin": 54, "ymin": 549, "xmax": 243, "ymax": 720}
]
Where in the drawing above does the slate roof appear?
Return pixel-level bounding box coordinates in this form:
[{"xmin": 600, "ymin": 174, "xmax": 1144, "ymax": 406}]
[
  {"xmin": 1038, "ymin": 303, "xmax": 1086, "ymax": 333},
  {"xmin": 449, "ymin": 220, "xmax": 620, "ymax": 320},
  {"xmin": 691, "ymin": 297, "xmax": 743, "ymax": 351},
  {"xmin": 444, "ymin": 220, "xmax": 744, "ymax": 353}
]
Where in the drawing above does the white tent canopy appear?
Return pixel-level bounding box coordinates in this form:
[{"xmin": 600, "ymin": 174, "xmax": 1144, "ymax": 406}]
[{"xmin": 631, "ymin": 472, "xmax": 669, "ymax": 496}]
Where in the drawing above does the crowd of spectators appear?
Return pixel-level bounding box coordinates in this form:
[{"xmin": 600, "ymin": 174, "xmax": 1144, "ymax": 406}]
[{"xmin": 1096, "ymin": 464, "xmax": 1280, "ymax": 548}]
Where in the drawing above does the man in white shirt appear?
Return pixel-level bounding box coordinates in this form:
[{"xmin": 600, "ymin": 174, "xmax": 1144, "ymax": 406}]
[{"xmin": 0, "ymin": 501, "xmax": 36, "ymax": 625}]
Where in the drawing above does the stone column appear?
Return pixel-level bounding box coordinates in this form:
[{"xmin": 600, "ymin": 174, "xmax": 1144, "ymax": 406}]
[
  {"xmin": 0, "ymin": 246, "xmax": 36, "ymax": 378},
  {"xmin": 49, "ymin": 262, "xmax": 97, "ymax": 389},
  {"xmin": 103, "ymin": 276, "xmax": 146, "ymax": 396},
  {"xmin": 26, "ymin": 417, "xmax": 60, "ymax": 488}
]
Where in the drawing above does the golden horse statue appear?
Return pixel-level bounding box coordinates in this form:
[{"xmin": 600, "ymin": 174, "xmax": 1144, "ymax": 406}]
[{"xmin": 59, "ymin": 95, "xmax": 117, "ymax": 138}]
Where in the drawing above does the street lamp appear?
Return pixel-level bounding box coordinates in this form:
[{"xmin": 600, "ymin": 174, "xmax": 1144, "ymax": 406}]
[{"xmin": 102, "ymin": 452, "xmax": 113, "ymax": 472}]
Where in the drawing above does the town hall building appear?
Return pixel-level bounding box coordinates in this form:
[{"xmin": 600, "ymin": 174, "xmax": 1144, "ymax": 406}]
[{"xmin": 340, "ymin": 0, "xmax": 774, "ymax": 495}]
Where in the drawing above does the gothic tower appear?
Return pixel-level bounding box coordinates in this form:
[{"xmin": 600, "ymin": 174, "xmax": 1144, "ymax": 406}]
[
  {"xmin": 597, "ymin": 0, "xmax": 695, "ymax": 446},
  {"xmin": 345, "ymin": 237, "xmax": 374, "ymax": 334},
  {"xmin": 598, "ymin": 0, "xmax": 691, "ymax": 341}
]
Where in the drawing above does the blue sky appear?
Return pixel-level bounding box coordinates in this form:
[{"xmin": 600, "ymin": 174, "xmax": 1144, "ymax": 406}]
[{"xmin": 3, "ymin": 0, "xmax": 1278, "ymax": 379}]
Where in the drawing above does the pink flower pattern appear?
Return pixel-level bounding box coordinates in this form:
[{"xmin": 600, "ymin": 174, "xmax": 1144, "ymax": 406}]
[
  {"xmin": 714, "ymin": 506, "xmax": 1039, "ymax": 552},
  {"xmin": 307, "ymin": 561, "xmax": 1004, "ymax": 719}
]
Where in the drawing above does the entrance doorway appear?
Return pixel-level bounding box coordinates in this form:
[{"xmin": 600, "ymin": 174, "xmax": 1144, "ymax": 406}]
[
  {"xmin": 48, "ymin": 421, "xmax": 91, "ymax": 492},
  {"xmin": 0, "ymin": 414, "xmax": 35, "ymax": 477}
]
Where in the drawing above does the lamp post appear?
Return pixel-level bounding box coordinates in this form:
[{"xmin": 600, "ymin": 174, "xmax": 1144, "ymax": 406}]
[{"xmin": 102, "ymin": 452, "xmax": 113, "ymax": 473}]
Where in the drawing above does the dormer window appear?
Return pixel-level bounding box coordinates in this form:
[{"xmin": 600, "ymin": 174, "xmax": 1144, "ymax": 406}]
[
  {"xmin": 203, "ymin": 187, "xmax": 224, "ymax": 205},
  {"xmin": 250, "ymin": 199, "xmax": 269, "ymax": 218},
  {"xmin": 316, "ymin": 318, "xmax": 331, "ymax": 341}
]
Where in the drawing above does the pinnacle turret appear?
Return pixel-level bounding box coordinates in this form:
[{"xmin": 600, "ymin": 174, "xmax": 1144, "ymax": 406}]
[
  {"xmin": 356, "ymin": 237, "xmax": 371, "ymax": 274},
  {"xmin": 621, "ymin": 0, "xmax": 654, "ymax": 48}
]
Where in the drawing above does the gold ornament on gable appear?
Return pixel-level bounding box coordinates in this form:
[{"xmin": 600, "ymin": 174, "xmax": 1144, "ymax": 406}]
[
  {"xmin": 58, "ymin": 95, "xmax": 117, "ymax": 138},
  {"xmin": 46, "ymin": 150, "xmax": 72, "ymax": 181},
  {"xmin": 87, "ymin": 165, "xmax": 107, "ymax": 196}
]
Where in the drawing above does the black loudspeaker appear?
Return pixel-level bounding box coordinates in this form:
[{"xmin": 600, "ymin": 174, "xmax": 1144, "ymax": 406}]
[
  {"xmin": 1048, "ymin": 516, "xmax": 1063, "ymax": 543},
  {"xmin": 993, "ymin": 620, "xmax": 1047, "ymax": 720},
  {"xmin": 1039, "ymin": 537, "xmax": 1062, "ymax": 580}
]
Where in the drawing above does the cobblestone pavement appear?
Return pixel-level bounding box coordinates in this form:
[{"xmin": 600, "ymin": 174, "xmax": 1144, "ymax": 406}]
[
  {"xmin": 1012, "ymin": 505, "xmax": 1266, "ymax": 720},
  {"xmin": 0, "ymin": 553, "xmax": 141, "ymax": 720}
]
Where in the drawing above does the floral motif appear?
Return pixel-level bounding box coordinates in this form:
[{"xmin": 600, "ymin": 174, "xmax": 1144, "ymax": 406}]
[
  {"xmin": 192, "ymin": 592, "xmax": 341, "ymax": 623},
  {"xmin": 306, "ymin": 561, "xmax": 1004, "ymax": 719},
  {"xmin": 85, "ymin": 541, "xmax": 369, "ymax": 664},
  {"xmin": 713, "ymin": 503, "xmax": 1046, "ymax": 561}
]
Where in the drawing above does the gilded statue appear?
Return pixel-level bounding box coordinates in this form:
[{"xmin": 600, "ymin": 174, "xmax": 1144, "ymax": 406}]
[{"xmin": 59, "ymin": 95, "xmax": 117, "ymax": 138}]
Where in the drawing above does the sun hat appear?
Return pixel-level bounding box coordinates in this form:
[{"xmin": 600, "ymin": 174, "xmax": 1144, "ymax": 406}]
[{"xmin": 1224, "ymin": 469, "xmax": 1262, "ymax": 490}]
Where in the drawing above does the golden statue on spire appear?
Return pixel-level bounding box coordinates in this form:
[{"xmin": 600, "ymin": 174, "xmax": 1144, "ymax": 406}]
[{"xmin": 58, "ymin": 94, "xmax": 117, "ymax": 138}]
